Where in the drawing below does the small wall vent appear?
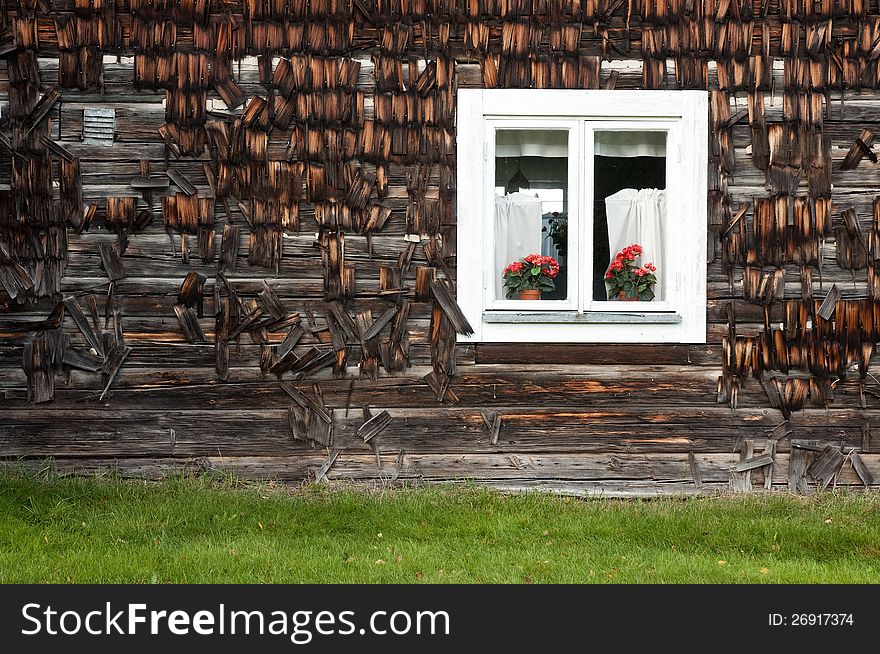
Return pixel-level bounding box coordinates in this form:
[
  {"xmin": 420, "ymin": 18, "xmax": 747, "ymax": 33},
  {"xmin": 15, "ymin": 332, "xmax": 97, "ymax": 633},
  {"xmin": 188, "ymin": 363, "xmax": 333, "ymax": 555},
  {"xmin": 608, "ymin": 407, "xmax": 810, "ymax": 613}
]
[{"xmin": 82, "ymin": 108, "xmax": 115, "ymax": 146}]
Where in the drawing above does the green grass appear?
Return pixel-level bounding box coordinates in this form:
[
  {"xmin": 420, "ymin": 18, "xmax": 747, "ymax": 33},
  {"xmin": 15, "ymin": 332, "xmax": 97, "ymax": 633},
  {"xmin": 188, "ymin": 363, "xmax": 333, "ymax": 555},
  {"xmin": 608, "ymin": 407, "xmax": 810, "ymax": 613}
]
[{"xmin": 1, "ymin": 467, "xmax": 879, "ymax": 583}]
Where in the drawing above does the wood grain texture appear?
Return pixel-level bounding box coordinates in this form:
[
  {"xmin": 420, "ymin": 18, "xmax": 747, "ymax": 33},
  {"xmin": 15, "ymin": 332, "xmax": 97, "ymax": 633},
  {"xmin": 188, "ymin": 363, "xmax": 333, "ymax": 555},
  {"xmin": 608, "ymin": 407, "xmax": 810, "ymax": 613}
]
[{"xmin": 4, "ymin": 4, "xmax": 880, "ymax": 492}]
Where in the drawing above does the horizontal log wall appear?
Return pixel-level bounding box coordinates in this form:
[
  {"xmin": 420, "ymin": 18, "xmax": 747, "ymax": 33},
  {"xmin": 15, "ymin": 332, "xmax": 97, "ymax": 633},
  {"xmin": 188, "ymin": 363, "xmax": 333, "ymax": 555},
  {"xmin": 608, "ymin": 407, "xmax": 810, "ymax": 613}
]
[{"xmin": 2, "ymin": 1, "xmax": 880, "ymax": 494}]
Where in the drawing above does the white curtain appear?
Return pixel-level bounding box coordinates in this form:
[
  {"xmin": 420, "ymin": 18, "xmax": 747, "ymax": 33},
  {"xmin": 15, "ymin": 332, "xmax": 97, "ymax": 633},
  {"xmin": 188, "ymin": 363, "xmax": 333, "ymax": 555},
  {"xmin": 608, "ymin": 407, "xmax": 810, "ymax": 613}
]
[
  {"xmin": 496, "ymin": 130, "xmax": 666, "ymax": 158},
  {"xmin": 594, "ymin": 131, "xmax": 666, "ymax": 158},
  {"xmin": 494, "ymin": 192, "xmax": 543, "ymax": 300},
  {"xmin": 604, "ymin": 188, "xmax": 666, "ymax": 300},
  {"xmin": 496, "ymin": 131, "xmax": 567, "ymax": 158}
]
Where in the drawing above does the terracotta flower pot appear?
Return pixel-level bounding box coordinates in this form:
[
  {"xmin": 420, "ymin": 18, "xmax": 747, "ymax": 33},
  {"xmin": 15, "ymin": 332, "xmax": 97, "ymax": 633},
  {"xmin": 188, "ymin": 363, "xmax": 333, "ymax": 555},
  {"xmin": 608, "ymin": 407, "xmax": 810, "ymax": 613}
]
[
  {"xmin": 618, "ymin": 291, "xmax": 639, "ymax": 302},
  {"xmin": 518, "ymin": 289, "xmax": 542, "ymax": 301}
]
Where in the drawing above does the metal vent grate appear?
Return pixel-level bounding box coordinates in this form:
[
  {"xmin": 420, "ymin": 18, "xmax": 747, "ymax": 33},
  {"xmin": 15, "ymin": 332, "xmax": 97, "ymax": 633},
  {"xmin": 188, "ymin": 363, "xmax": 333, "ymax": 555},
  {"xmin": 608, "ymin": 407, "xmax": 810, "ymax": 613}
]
[{"xmin": 82, "ymin": 108, "xmax": 115, "ymax": 146}]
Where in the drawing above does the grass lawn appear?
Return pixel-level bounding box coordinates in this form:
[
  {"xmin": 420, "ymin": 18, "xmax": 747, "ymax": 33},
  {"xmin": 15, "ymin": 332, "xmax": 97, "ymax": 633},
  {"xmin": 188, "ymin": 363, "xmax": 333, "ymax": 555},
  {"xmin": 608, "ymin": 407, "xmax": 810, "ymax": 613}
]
[{"xmin": 1, "ymin": 469, "xmax": 879, "ymax": 583}]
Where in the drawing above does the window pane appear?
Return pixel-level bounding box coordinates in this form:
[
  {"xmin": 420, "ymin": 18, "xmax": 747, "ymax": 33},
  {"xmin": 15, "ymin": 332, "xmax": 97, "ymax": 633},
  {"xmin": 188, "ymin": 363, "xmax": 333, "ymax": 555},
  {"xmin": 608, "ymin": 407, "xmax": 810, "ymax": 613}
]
[
  {"xmin": 593, "ymin": 130, "xmax": 667, "ymax": 302},
  {"xmin": 494, "ymin": 129, "xmax": 568, "ymax": 301}
]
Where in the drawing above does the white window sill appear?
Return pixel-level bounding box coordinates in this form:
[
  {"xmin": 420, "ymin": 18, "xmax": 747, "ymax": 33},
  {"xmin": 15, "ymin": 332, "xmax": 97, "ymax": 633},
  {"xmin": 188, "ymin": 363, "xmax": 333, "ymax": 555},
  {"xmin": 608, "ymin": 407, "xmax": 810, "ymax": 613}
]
[{"xmin": 482, "ymin": 310, "xmax": 683, "ymax": 325}]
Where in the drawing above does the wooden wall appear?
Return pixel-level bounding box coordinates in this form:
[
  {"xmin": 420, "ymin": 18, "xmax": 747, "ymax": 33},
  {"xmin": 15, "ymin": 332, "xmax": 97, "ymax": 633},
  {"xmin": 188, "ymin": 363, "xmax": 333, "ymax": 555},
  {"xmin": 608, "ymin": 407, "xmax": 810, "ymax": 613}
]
[{"xmin": 3, "ymin": 0, "xmax": 880, "ymax": 495}]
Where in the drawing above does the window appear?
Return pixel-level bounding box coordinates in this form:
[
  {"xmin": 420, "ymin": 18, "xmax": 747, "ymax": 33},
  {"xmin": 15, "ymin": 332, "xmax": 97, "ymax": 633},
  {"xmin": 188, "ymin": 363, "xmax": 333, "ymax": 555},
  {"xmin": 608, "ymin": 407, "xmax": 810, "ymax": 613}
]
[{"xmin": 457, "ymin": 89, "xmax": 708, "ymax": 343}]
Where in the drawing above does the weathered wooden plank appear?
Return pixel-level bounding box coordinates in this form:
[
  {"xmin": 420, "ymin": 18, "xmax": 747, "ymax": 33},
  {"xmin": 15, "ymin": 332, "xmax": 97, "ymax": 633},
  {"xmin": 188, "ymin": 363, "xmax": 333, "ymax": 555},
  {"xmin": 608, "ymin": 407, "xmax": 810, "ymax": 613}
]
[
  {"xmin": 0, "ymin": 410, "xmax": 305, "ymax": 457},
  {"xmin": 226, "ymin": 305, "xmax": 264, "ymax": 341},
  {"xmin": 3, "ymin": 354, "xmax": 878, "ymax": 414},
  {"xmin": 730, "ymin": 439, "xmax": 754, "ymax": 492},
  {"xmin": 841, "ymin": 129, "xmax": 875, "ymax": 170},
  {"xmin": 0, "ymin": 405, "xmax": 871, "ymax": 457},
  {"xmin": 275, "ymin": 324, "xmax": 305, "ymax": 361},
  {"xmin": 481, "ymin": 410, "xmax": 502, "ymax": 446},
  {"xmin": 789, "ymin": 440, "xmax": 820, "ymax": 493},
  {"xmin": 1, "ymin": 458, "xmax": 203, "ymax": 480},
  {"xmin": 733, "ymin": 453, "xmax": 774, "ymax": 472},
  {"xmin": 190, "ymin": 452, "xmax": 880, "ymax": 485},
  {"xmin": 688, "ymin": 451, "xmax": 702, "ymax": 488},
  {"xmin": 0, "ymin": 456, "xmax": 737, "ymax": 495},
  {"xmin": 1, "ymin": 339, "xmax": 468, "ymax": 372},
  {"xmin": 767, "ymin": 421, "xmax": 792, "ymax": 442},
  {"xmin": 762, "ymin": 439, "xmax": 778, "ymax": 489},
  {"xmin": 312, "ymin": 450, "xmax": 341, "ymax": 483},
  {"xmin": 3, "ymin": 281, "xmax": 441, "ymax": 324},
  {"xmin": 62, "ymin": 233, "xmax": 431, "ymax": 280},
  {"xmin": 476, "ymin": 343, "xmax": 695, "ymax": 365},
  {"xmin": 807, "ymin": 445, "xmax": 847, "ymax": 489},
  {"xmin": 478, "ymin": 480, "xmax": 720, "ymax": 497},
  {"xmin": 286, "ymin": 347, "xmax": 337, "ymax": 379},
  {"xmin": 848, "ymin": 450, "xmax": 874, "ymax": 486}
]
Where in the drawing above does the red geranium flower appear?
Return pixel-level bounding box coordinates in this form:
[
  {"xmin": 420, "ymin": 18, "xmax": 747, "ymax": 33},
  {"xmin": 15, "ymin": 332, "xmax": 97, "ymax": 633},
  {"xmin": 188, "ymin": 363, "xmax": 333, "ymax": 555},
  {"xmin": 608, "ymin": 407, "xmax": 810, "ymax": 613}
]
[
  {"xmin": 605, "ymin": 243, "xmax": 658, "ymax": 302},
  {"xmin": 501, "ymin": 253, "xmax": 560, "ymax": 299}
]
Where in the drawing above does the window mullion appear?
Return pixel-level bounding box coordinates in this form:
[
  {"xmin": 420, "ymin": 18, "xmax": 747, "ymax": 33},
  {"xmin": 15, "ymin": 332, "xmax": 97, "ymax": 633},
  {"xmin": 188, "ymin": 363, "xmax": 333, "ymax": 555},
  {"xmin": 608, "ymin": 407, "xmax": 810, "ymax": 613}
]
[
  {"xmin": 581, "ymin": 121, "xmax": 595, "ymax": 313},
  {"xmin": 568, "ymin": 120, "xmax": 581, "ymax": 313}
]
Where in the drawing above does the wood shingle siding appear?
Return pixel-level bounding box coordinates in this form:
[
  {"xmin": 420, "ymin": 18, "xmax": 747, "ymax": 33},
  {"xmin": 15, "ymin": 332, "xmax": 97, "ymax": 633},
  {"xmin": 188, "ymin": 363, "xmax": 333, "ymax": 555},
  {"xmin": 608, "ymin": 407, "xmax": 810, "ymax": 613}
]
[{"xmin": 4, "ymin": 1, "xmax": 880, "ymax": 494}]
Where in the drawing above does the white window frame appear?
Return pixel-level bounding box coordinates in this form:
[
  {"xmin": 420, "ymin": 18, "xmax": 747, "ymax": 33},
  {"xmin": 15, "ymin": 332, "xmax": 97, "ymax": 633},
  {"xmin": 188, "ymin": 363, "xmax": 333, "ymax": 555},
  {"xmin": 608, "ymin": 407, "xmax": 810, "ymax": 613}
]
[{"xmin": 456, "ymin": 89, "xmax": 708, "ymax": 344}]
